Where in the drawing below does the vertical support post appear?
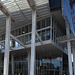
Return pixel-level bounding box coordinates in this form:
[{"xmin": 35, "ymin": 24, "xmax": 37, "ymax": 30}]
[
  {"xmin": 3, "ymin": 16, "xmax": 11, "ymax": 75},
  {"xmin": 50, "ymin": 15, "xmax": 52, "ymax": 40},
  {"xmin": 0, "ymin": 55, "xmax": 1, "ymax": 74},
  {"xmin": 30, "ymin": 10, "xmax": 36, "ymax": 75},
  {"xmin": 11, "ymin": 53, "xmax": 14, "ymax": 75},
  {"xmin": 66, "ymin": 21, "xmax": 73, "ymax": 75},
  {"xmin": 72, "ymin": 47, "xmax": 75, "ymax": 75},
  {"xmin": 28, "ymin": 51, "xmax": 31, "ymax": 75}
]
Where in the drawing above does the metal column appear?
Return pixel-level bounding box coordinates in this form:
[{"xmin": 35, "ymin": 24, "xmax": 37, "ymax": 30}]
[
  {"xmin": 30, "ymin": 10, "xmax": 36, "ymax": 75},
  {"xmin": 28, "ymin": 51, "xmax": 31, "ymax": 75},
  {"xmin": 72, "ymin": 47, "xmax": 75, "ymax": 75},
  {"xmin": 3, "ymin": 16, "xmax": 11, "ymax": 75},
  {"xmin": 66, "ymin": 22, "xmax": 73, "ymax": 75},
  {"xmin": 0, "ymin": 55, "xmax": 1, "ymax": 74},
  {"xmin": 11, "ymin": 54, "xmax": 14, "ymax": 75}
]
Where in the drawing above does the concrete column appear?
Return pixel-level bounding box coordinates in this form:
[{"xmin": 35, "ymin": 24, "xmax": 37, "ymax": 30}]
[
  {"xmin": 72, "ymin": 47, "xmax": 75, "ymax": 75},
  {"xmin": 66, "ymin": 22, "xmax": 73, "ymax": 75},
  {"xmin": 3, "ymin": 16, "xmax": 11, "ymax": 75},
  {"xmin": 28, "ymin": 51, "xmax": 31, "ymax": 75},
  {"xmin": 11, "ymin": 54, "xmax": 14, "ymax": 75},
  {"xmin": 30, "ymin": 10, "xmax": 36, "ymax": 75}
]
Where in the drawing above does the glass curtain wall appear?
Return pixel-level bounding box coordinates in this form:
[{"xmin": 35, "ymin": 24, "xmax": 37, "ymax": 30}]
[
  {"xmin": 0, "ymin": 17, "xmax": 51, "ymax": 49},
  {"xmin": 36, "ymin": 55, "xmax": 62, "ymax": 75}
]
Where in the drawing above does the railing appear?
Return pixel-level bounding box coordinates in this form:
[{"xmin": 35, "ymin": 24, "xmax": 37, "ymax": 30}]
[
  {"xmin": 0, "ymin": 31, "xmax": 68, "ymax": 53},
  {"xmin": 57, "ymin": 34, "xmax": 75, "ymax": 43}
]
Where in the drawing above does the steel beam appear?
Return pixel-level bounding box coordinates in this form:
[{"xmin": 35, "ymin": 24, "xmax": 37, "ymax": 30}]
[
  {"xmin": 36, "ymin": 32, "xmax": 43, "ymax": 45},
  {"xmin": 30, "ymin": 10, "xmax": 36, "ymax": 75},
  {"xmin": 10, "ymin": 34, "xmax": 26, "ymax": 48},
  {"xmin": 3, "ymin": 16, "xmax": 11, "ymax": 75}
]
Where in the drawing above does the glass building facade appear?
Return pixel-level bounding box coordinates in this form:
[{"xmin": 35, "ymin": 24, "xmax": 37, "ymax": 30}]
[{"xmin": 0, "ymin": 16, "xmax": 67, "ymax": 75}]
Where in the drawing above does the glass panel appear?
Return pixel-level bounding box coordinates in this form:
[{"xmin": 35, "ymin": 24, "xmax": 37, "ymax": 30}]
[
  {"xmin": 22, "ymin": 36, "xmax": 25, "ymax": 44},
  {"xmin": 46, "ymin": 29, "xmax": 50, "ymax": 40},
  {"xmin": 50, "ymin": 71, "xmax": 54, "ymax": 75},
  {"xmin": 46, "ymin": 17, "xmax": 50, "ymax": 27},
  {"xmin": 25, "ymin": 35, "xmax": 28, "ymax": 45},
  {"xmin": 22, "ymin": 27, "xmax": 25, "ymax": 34},
  {"xmin": 19, "ymin": 28, "xmax": 21, "ymax": 35},
  {"xmin": 25, "ymin": 26, "xmax": 28, "ymax": 33},
  {"xmin": 49, "ymin": 0, "xmax": 61, "ymax": 8},
  {"xmin": 41, "ymin": 30, "xmax": 45, "ymax": 41},
  {"xmin": 28, "ymin": 34, "xmax": 31, "ymax": 44},
  {"xmin": 36, "ymin": 55, "xmax": 62, "ymax": 75},
  {"xmin": 42, "ymin": 19, "xmax": 45, "ymax": 28},
  {"xmin": 55, "ymin": 71, "xmax": 59, "ymax": 75},
  {"xmin": 0, "ymin": 45, "xmax": 1, "ymax": 49},
  {"xmin": 37, "ymin": 21, "xmax": 41, "ymax": 30},
  {"xmin": 28, "ymin": 24, "xmax": 32, "ymax": 32},
  {"xmin": 10, "ymin": 40, "xmax": 12, "ymax": 47},
  {"xmin": 15, "ymin": 41, "xmax": 19, "ymax": 47}
]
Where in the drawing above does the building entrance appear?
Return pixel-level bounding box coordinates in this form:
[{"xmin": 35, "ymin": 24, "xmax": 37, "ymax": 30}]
[{"xmin": 36, "ymin": 55, "xmax": 62, "ymax": 75}]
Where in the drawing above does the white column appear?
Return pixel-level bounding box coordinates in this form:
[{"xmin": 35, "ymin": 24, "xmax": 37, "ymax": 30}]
[
  {"xmin": 3, "ymin": 16, "xmax": 11, "ymax": 75},
  {"xmin": 72, "ymin": 47, "xmax": 75, "ymax": 75},
  {"xmin": 28, "ymin": 51, "xmax": 31, "ymax": 75},
  {"xmin": 30, "ymin": 10, "xmax": 36, "ymax": 75},
  {"xmin": 66, "ymin": 22, "xmax": 73, "ymax": 75},
  {"xmin": 11, "ymin": 54, "xmax": 14, "ymax": 75}
]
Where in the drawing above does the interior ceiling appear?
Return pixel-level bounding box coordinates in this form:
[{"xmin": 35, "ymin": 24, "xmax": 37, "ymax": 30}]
[{"xmin": 0, "ymin": 0, "xmax": 50, "ymax": 34}]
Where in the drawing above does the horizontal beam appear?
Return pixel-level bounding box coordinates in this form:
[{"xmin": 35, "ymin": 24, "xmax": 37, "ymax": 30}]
[
  {"xmin": 0, "ymin": 1, "xmax": 15, "ymax": 22},
  {"xmin": 10, "ymin": 34, "xmax": 26, "ymax": 48},
  {"xmin": 36, "ymin": 32, "xmax": 43, "ymax": 45},
  {"xmin": 59, "ymin": 38, "xmax": 75, "ymax": 43}
]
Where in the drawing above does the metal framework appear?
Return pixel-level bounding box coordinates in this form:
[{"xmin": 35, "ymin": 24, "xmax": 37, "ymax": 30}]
[
  {"xmin": 10, "ymin": 34, "xmax": 27, "ymax": 48},
  {"xmin": 0, "ymin": 0, "xmax": 49, "ymax": 34}
]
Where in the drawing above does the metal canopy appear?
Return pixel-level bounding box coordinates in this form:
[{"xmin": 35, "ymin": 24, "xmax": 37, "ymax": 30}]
[{"xmin": 0, "ymin": 0, "xmax": 50, "ymax": 34}]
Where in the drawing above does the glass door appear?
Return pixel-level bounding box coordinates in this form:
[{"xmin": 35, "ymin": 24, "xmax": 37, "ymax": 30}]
[
  {"xmin": 36, "ymin": 57, "xmax": 62, "ymax": 75},
  {"xmin": 14, "ymin": 61, "xmax": 28, "ymax": 75}
]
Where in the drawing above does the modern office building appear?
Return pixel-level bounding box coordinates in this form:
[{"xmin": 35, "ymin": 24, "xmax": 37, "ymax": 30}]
[{"xmin": 0, "ymin": 0, "xmax": 75, "ymax": 75}]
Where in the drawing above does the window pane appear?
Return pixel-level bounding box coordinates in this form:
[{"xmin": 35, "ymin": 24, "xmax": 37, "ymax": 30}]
[
  {"xmin": 25, "ymin": 35, "xmax": 28, "ymax": 45},
  {"xmin": 41, "ymin": 30, "xmax": 45, "ymax": 41},
  {"xmin": 19, "ymin": 28, "xmax": 21, "ymax": 35},
  {"xmin": 37, "ymin": 21, "xmax": 41, "ymax": 30},
  {"xmin": 42, "ymin": 19, "xmax": 45, "ymax": 28},
  {"xmin": 22, "ymin": 27, "xmax": 25, "ymax": 34},
  {"xmin": 46, "ymin": 29, "xmax": 50, "ymax": 40},
  {"xmin": 25, "ymin": 26, "xmax": 28, "ymax": 33},
  {"xmin": 28, "ymin": 24, "xmax": 32, "ymax": 32}
]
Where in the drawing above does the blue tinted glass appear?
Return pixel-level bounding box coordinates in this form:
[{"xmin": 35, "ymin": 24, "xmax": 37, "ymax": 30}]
[{"xmin": 49, "ymin": 0, "xmax": 61, "ymax": 8}]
